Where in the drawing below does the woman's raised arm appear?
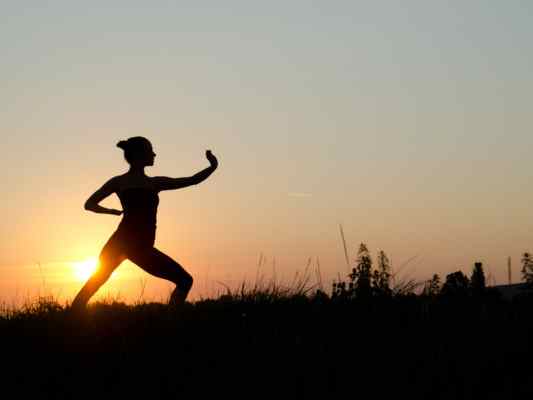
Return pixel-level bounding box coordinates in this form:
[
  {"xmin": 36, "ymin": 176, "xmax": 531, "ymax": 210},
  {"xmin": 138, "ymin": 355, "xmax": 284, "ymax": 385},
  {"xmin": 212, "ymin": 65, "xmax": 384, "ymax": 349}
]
[{"xmin": 153, "ymin": 150, "xmax": 218, "ymax": 192}]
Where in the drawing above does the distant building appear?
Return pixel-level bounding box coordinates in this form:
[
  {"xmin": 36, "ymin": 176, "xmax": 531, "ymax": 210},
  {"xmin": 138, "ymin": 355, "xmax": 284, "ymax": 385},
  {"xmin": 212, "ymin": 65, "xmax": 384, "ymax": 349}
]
[{"xmin": 492, "ymin": 283, "xmax": 532, "ymax": 301}]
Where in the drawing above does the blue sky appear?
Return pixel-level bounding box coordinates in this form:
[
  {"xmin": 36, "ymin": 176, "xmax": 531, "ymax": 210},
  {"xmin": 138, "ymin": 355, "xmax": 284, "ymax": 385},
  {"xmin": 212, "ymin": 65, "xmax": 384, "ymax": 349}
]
[{"xmin": 1, "ymin": 1, "xmax": 532, "ymax": 300}]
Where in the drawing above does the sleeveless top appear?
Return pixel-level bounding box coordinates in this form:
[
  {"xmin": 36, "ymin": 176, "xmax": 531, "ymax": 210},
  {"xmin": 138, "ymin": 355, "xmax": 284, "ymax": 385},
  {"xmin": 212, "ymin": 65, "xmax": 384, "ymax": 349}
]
[{"xmin": 115, "ymin": 187, "xmax": 159, "ymax": 245}]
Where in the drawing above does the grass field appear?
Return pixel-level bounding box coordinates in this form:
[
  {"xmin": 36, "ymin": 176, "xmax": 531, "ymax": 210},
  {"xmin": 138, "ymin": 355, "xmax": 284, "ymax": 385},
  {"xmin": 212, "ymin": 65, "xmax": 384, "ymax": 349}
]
[{"xmin": 2, "ymin": 284, "xmax": 533, "ymax": 399}]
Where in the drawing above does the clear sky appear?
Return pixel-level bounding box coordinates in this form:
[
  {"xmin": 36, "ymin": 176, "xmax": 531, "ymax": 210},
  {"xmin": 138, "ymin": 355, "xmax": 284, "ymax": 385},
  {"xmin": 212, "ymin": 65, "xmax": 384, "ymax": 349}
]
[{"xmin": 1, "ymin": 1, "xmax": 532, "ymax": 303}]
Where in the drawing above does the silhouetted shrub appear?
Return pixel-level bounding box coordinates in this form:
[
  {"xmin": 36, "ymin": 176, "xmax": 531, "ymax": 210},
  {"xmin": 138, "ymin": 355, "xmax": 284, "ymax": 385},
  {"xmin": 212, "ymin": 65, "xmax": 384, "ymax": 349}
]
[
  {"xmin": 422, "ymin": 274, "xmax": 441, "ymax": 297},
  {"xmin": 440, "ymin": 271, "xmax": 470, "ymax": 298},
  {"xmin": 521, "ymin": 252, "xmax": 533, "ymax": 285},
  {"xmin": 470, "ymin": 262, "xmax": 486, "ymax": 296}
]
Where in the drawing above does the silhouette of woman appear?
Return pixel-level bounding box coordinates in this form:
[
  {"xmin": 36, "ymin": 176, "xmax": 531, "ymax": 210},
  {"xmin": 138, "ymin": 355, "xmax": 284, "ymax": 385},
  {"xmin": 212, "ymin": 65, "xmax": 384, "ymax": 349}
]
[{"xmin": 72, "ymin": 137, "xmax": 218, "ymax": 310}]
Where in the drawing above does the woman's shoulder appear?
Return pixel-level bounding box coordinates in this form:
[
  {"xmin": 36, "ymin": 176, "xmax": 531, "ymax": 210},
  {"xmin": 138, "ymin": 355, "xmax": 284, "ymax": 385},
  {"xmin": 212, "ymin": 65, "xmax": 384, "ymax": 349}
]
[
  {"xmin": 107, "ymin": 174, "xmax": 126, "ymax": 191},
  {"xmin": 97, "ymin": 175, "xmax": 122, "ymax": 193}
]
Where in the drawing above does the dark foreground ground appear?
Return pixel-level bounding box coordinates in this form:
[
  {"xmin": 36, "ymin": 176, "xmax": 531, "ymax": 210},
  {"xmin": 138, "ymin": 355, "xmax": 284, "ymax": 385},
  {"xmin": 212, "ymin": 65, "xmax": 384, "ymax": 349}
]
[{"xmin": 1, "ymin": 292, "xmax": 533, "ymax": 399}]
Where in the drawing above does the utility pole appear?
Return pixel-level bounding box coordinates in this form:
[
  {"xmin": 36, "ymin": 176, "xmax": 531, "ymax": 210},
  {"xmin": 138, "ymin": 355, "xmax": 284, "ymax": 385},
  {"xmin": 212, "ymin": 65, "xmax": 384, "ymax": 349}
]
[{"xmin": 508, "ymin": 256, "xmax": 512, "ymax": 285}]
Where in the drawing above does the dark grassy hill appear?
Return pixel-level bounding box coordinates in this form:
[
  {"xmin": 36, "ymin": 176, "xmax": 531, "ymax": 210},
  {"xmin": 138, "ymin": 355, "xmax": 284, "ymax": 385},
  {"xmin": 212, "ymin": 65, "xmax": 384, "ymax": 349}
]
[{"xmin": 2, "ymin": 291, "xmax": 533, "ymax": 399}]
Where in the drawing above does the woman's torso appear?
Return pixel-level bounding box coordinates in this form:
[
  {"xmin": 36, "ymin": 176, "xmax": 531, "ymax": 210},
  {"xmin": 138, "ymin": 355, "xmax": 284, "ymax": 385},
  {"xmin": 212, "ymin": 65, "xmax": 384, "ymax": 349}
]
[{"xmin": 114, "ymin": 176, "xmax": 160, "ymax": 244}]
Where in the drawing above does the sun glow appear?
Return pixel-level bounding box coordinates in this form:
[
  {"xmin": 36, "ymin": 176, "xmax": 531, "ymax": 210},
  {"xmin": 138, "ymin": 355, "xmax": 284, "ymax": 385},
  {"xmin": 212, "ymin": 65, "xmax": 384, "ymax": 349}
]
[{"xmin": 72, "ymin": 257, "xmax": 99, "ymax": 281}]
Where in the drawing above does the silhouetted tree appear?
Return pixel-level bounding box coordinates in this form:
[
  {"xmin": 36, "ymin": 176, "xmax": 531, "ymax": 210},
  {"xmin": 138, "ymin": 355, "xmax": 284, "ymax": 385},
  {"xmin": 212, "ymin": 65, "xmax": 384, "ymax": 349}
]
[
  {"xmin": 521, "ymin": 253, "xmax": 533, "ymax": 285},
  {"xmin": 440, "ymin": 271, "xmax": 470, "ymax": 297},
  {"xmin": 312, "ymin": 289, "xmax": 329, "ymax": 304},
  {"xmin": 332, "ymin": 281, "xmax": 348, "ymax": 299},
  {"xmin": 349, "ymin": 243, "xmax": 372, "ymax": 298},
  {"xmin": 470, "ymin": 262, "xmax": 486, "ymax": 296},
  {"xmin": 372, "ymin": 250, "xmax": 392, "ymax": 296},
  {"xmin": 423, "ymin": 274, "xmax": 441, "ymax": 297}
]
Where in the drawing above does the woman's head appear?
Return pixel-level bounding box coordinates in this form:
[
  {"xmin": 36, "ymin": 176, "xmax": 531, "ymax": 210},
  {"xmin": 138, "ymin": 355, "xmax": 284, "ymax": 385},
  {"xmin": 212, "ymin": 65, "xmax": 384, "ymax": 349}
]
[{"xmin": 116, "ymin": 136, "xmax": 156, "ymax": 167}]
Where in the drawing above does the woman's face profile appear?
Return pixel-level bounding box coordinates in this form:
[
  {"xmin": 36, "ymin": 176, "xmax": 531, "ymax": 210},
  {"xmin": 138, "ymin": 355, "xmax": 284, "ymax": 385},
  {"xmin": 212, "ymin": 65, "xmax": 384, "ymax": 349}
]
[
  {"xmin": 143, "ymin": 144, "xmax": 156, "ymax": 166},
  {"xmin": 131, "ymin": 142, "xmax": 155, "ymax": 167}
]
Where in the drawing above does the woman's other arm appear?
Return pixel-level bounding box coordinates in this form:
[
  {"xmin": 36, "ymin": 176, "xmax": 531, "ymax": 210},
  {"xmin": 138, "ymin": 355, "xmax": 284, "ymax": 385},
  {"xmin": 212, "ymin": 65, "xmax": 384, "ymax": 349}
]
[{"xmin": 84, "ymin": 177, "xmax": 123, "ymax": 216}]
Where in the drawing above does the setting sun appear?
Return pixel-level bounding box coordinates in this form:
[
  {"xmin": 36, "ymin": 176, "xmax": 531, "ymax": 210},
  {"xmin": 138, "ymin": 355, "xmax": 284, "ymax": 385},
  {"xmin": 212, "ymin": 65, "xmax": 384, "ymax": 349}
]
[{"xmin": 72, "ymin": 257, "xmax": 99, "ymax": 281}]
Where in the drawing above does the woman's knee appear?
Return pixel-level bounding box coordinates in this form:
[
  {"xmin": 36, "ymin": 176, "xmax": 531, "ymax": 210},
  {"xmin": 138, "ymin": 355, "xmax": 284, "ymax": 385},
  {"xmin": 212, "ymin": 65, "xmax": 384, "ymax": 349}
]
[{"xmin": 180, "ymin": 272, "xmax": 193, "ymax": 291}]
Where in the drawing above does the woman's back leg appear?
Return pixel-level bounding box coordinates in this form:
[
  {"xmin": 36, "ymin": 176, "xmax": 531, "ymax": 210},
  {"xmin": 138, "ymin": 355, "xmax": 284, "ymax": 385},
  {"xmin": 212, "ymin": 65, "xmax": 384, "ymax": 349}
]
[{"xmin": 128, "ymin": 247, "xmax": 193, "ymax": 305}]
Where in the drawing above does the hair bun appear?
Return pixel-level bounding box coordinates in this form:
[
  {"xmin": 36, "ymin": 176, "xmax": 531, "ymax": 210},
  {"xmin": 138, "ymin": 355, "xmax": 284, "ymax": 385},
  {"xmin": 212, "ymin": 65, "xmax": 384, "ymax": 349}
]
[{"xmin": 116, "ymin": 140, "xmax": 127, "ymax": 149}]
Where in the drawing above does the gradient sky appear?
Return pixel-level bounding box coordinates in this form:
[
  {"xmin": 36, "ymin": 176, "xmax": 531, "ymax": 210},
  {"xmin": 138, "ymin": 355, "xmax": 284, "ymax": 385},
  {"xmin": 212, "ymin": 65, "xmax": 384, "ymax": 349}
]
[{"xmin": 1, "ymin": 1, "xmax": 532, "ymax": 303}]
